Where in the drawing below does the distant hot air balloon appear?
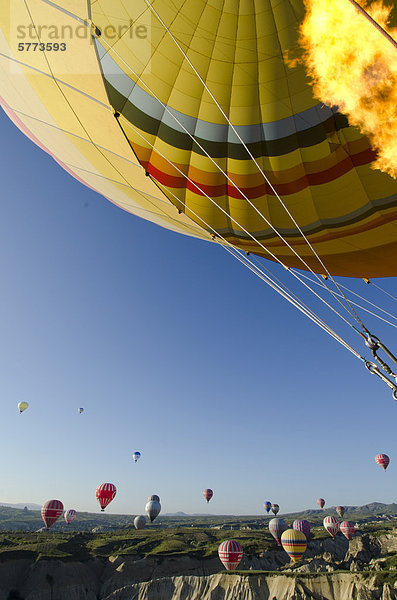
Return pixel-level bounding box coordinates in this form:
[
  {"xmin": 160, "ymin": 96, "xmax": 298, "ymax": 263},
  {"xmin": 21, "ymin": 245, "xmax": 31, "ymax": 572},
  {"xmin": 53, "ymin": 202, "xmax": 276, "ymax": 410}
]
[
  {"xmin": 336, "ymin": 506, "xmax": 345, "ymax": 518},
  {"xmin": 78, "ymin": 408, "xmax": 84, "ymax": 414},
  {"xmin": 323, "ymin": 516, "xmax": 339, "ymax": 538},
  {"xmin": 17, "ymin": 402, "xmax": 28, "ymax": 414},
  {"xmin": 148, "ymin": 494, "xmax": 160, "ymax": 502},
  {"xmin": 203, "ymin": 489, "xmax": 213, "ymax": 503},
  {"xmin": 269, "ymin": 518, "xmax": 288, "ymax": 545},
  {"xmin": 218, "ymin": 540, "xmax": 243, "ymax": 571},
  {"xmin": 145, "ymin": 499, "xmax": 161, "ymax": 522},
  {"xmin": 96, "ymin": 483, "xmax": 117, "ymax": 511},
  {"xmin": 271, "ymin": 503, "xmax": 279, "ymax": 515},
  {"xmin": 64, "ymin": 509, "xmax": 76, "ymax": 525},
  {"xmin": 134, "ymin": 515, "xmax": 146, "ymax": 530},
  {"xmin": 375, "ymin": 454, "xmax": 390, "ymax": 471},
  {"xmin": 281, "ymin": 529, "xmax": 307, "ymax": 564},
  {"xmin": 41, "ymin": 499, "xmax": 64, "ymax": 529},
  {"xmin": 293, "ymin": 519, "xmax": 311, "ymax": 539},
  {"xmin": 264, "ymin": 501, "xmax": 272, "ymax": 513},
  {"xmin": 317, "ymin": 498, "xmax": 325, "ymax": 509},
  {"xmin": 132, "ymin": 452, "xmax": 141, "ymax": 463},
  {"xmin": 340, "ymin": 521, "xmax": 355, "ymax": 541}
]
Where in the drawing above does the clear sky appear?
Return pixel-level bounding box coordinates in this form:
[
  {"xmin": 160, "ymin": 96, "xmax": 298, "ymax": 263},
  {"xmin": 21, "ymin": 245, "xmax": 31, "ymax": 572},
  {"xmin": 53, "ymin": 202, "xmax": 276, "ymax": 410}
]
[{"xmin": 0, "ymin": 108, "xmax": 396, "ymax": 517}]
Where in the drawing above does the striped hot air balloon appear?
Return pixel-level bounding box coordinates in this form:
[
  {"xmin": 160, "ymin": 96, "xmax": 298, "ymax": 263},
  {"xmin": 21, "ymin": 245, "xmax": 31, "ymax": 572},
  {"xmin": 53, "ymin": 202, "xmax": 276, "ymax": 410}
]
[
  {"xmin": 203, "ymin": 489, "xmax": 213, "ymax": 503},
  {"xmin": 134, "ymin": 515, "xmax": 146, "ymax": 530},
  {"xmin": 336, "ymin": 506, "xmax": 345, "ymax": 518},
  {"xmin": 340, "ymin": 521, "xmax": 355, "ymax": 541},
  {"xmin": 293, "ymin": 519, "xmax": 311, "ymax": 539},
  {"xmin": 375, "ymin": 454, "xmax": 390, "ymax": 471},
  {"xmin": 271, "ymin": 503, "xmax": 279, "ymax": 515},
  {"xmin": 96, "ymin": 483, "xmax": 117, "ymax": 511},
  {"xmin": 323, "ymin": 516, "xmax": 339, "ymax": 538},
  {"xmin": 264, "ymin": 501, "xmax": 272, "ymax": 513},
  {"xmin": 281, "ymin": 529, "xmax": 307, "ymax": 564},
  {"xmin": 317, "ymin": 498, "xmax": 325, "ymax": 509},
  {"xmin": 218, "ymin": 540, "xmax": 243, "ymax": 571},
  {"xmin": 41, "ymin": 499, "xmax": 64, "ymax": 529},
  {"xmin": 64, "ymin": 509, "xmax": 77, "ymax": 525},
  {"xmin": 269, "ymin": 518, "xmax": 288, "ymax": 545}
]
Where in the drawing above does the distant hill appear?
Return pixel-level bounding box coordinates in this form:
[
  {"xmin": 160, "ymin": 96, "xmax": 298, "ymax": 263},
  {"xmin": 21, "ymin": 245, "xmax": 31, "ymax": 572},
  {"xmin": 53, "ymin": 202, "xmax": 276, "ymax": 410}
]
[{"xmin": 0, "ymin": 503, "xmax": 41, "ymax": 510}]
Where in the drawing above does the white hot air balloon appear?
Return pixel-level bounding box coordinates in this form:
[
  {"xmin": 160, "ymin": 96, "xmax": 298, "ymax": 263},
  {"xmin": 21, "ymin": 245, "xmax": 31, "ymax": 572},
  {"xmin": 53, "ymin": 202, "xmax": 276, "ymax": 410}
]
[
  {"xmin": 145, "ymin": 499, "xmax": 161, "ymax": 522},
  {"xmin": 134, "ymin": 515, "xmax": 146, "ymax": 530}
]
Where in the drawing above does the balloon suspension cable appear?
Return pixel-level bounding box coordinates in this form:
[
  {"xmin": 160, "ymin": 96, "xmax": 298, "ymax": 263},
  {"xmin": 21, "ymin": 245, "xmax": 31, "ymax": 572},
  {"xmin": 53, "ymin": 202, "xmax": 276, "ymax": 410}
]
[
  {"xmin": 346, "ymin": 0, "xmax": 397, "ymax": 50},
  {"xmin": 364, "ymin": 279, "xmax": 397, "ymax": 304}
]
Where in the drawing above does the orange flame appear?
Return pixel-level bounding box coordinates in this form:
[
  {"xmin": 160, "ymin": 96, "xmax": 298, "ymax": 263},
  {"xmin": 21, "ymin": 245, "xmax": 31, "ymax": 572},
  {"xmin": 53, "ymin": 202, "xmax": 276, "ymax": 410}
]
[{"xmin": 299, "ymin": 0, "xmax": 397, "ymax": 177}]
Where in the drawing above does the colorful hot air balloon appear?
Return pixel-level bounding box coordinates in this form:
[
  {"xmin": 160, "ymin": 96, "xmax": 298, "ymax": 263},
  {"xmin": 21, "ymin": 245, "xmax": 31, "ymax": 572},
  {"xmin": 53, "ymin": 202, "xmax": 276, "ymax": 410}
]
[
  {"xmin": 145, "ymin": 499, "xmax": 161, "ymax": 522},
  {"xmin": 317, "ymin": 498, "xmax": 325, "ymax": 510},
  {"xmin": 264, "ymin": 501, "xmax": 272, "ymax": 513},
  {"xmin": 96, "ymin": 483, "xmax": 117, "ymax": 511},
  {"xmin": 134, "ymin": 515, "xmax": 146, "ymax": 530},
  {"xmin": 78, "ymin": 408, "xmax": 84, "ymax": 414},
  {"xmin": 218, "ymin": 540, "xmax": 244, "ymax": 571},
  {"xmin": 336, "ymin": 506, "xmax": 345, "ymax": 518},
  {"xmin": 281, "ymin": 529, "xmax": 307, "ymax": 564},
  {"xmin": 3, "ymin": 1, "xmax": 397, "ymax": 281},
  {"xmin": 203, "ymin": 489, "xmax": 213, "ymax": 503},
  {"xmin": 4, "ymin": 1, "xmax": 397, "ymax": 403},
  {"xmin": 17, "ymin": 402, "xmax": 28, "ymax": 414},
  {"xmin": 293, "ymin": 519, "xmax": 311, "ymax": 539},
  {"xmin": 375, "ymin": 454, "xmax": 390, "ymax": 471},
  {"xmin": 64, "ymin": 509, "xmax": 77, "ymax": 525},
  {"xmin": 340, "ymin": 521, "xmax": 355, "ymax": 541},
  {"xmin": 41, "ymin": 500, "xmax": 64, "ymax": 530},
  {"xmin": 271, "ymin": 503, "xmax": 279, "ymax": 515},
  {"xmin": 132, "ymin": 452, "xmax": 141, "ymax": 463},
  {"xmin": 323, "ymin": 516, "xmax": 339, "ymax": 538},
  {"xmin": 269, "ymin": 518, "xmax": 288, "ymax": 545}
]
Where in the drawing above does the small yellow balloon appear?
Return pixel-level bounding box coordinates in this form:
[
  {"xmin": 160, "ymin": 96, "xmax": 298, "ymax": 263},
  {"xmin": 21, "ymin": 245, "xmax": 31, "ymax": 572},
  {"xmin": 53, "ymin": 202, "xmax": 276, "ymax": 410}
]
[{"xmin": 18, "ymin": 402, "xmax": 29, "ymax": 414}]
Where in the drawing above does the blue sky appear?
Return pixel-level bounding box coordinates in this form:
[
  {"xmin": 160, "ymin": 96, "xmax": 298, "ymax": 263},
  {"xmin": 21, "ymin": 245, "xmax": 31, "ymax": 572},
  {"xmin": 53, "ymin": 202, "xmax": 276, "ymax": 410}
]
[{"xmin": 0, "ymin": 108, "xmax": 396, "ymax": 517}]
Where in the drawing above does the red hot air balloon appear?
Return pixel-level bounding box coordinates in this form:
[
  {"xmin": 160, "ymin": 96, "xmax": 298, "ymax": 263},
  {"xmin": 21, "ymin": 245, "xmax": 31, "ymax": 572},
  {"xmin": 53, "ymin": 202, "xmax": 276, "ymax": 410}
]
[
  {"xmin": 324, "ymin": 516, "xmax": 339, "ymax": 538},
  {"xmin": 41, "ymin": 499, "xmax": 64, "ymax": 529},
  {"xmin": 375, "ymin": 454, "xmax": 390, "ymax": 471},
  {"xmin": 96, "ymin": 483, "xmax": 116, "ymax": 511},
  {"xmin": 293, "ymin": 519, "xmax": 311, "ymax": 539},
  {"xmin": 336, "ymin": 506, "xmax": 345, "ymax": 518},
  {"xmin": 340, "ymin": 521, "xmax": 355, "ymax": 541},
  {"xmin": 218, "ymin": 540, "xmax": 243, "ymax": 570},
  {"xmin": 203, "ymin": 489, "xmax": 213, "ymax": 503},
  {"xmin": 317, "ymin": 498, "xmax": 325, "ymax": 509}
]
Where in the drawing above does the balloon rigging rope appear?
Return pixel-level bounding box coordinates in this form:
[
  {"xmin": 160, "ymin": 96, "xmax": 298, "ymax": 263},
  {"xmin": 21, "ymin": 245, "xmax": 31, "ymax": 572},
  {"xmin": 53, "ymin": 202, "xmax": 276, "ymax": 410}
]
[
  {"xmin": 151, "ymin": 175, "xmax": 364, "ymax": 360},
  {"xmin": 289, "ymin": 271, "xmax": 397, "ymax": 329},
  {"xmin": 142, "ymin": 0, "xmax": 368, "ymax": 333},
  {"xmin": 365, "ymin": 280, "xmax": 397, "ymax": 304}
]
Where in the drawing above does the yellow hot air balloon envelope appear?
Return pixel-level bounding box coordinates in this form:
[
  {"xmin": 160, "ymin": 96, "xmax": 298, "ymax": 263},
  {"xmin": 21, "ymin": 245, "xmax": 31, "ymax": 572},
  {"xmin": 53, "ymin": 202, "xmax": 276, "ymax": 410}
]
[
  {"xmin": 1, "ymin": 1, "xmax": 397, "ymax": 278},
  {"xmin": 17, "ymin": 402, "xmax": 29, "ymax": 414},
  {"xmin": 281, "ymin": 529, "xmax": 307, "ymax": 564}
]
